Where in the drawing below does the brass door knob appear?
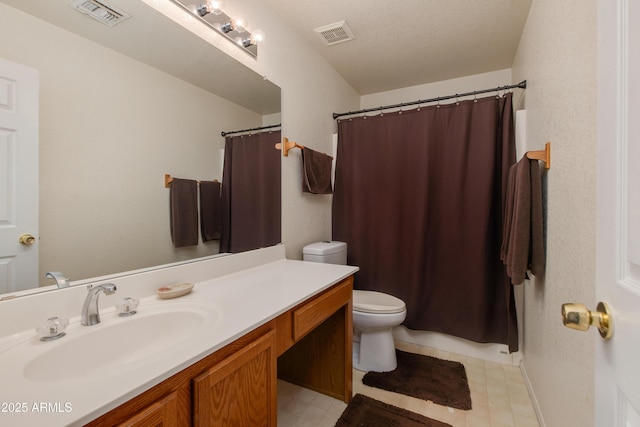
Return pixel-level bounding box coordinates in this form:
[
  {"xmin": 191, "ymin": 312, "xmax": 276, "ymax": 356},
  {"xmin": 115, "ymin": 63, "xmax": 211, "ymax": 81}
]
[
  {"xmin": 561, "ymin": 302, "xmax": 613, "ymax": 340},
  {"xmin": 18, "ymin": 233, "xmax": 36, "ymax": 245}
]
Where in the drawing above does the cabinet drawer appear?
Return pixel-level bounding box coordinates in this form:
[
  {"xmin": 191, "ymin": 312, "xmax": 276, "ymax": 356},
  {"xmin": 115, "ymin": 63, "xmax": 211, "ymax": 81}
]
[
  {"xmin": 115, "ymin": 392, "xmax": 178, "ymax": 427},
  {"xmin": 293, "ymin": 278, "xmax": 352, "ymax": 341}
]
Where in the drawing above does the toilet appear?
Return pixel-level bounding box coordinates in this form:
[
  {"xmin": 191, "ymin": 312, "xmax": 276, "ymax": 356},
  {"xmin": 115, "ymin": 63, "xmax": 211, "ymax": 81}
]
[{"xmin": 303, "ymin": 241, "xmax": 407, "ymax": 372}]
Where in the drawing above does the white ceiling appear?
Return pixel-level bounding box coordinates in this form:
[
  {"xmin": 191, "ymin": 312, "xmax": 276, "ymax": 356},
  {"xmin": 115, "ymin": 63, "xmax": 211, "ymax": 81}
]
[
  {"xmin": 3, "ymin": 0, "xmax": 532, "ymax": 105},
  {"xmin": 264, "ymin": 0, "xmax": 532, "ymax": 95}
]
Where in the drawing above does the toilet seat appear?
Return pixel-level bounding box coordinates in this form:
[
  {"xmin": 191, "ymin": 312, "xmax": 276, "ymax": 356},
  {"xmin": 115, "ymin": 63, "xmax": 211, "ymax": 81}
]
[{"xmin": 353, "ymin": 290, "xmax": 406, "ymax": 314}]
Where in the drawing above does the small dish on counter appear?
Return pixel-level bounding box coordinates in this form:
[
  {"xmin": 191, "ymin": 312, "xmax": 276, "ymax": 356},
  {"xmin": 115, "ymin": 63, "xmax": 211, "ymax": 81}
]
[{"xmin": 156, "ymin": 282, "xmax": 194, "ymax": 299}]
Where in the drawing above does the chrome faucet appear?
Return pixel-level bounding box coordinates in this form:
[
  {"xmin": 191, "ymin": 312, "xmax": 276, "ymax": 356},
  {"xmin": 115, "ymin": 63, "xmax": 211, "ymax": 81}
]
[
  {"xmin": 45, "ymin": 271, "xmax": 70, "ymax": 288},
  {"xmin": 81, "ymin": 283, "xmax": 117, "ymax": 326}
]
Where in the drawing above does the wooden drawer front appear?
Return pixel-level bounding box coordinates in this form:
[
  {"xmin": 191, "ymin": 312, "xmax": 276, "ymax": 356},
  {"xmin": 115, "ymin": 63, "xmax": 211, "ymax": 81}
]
[
  {"xmin": 293, "ymin": 278, "xmax": 352, "ymax": 341},
  {"xmin": 115, "ymin": 392, "xmax": 178, "ymax": 427}
]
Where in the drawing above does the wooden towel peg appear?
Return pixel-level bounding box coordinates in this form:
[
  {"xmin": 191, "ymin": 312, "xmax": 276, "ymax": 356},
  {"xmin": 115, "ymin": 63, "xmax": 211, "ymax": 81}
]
[
  {"xmin": 526, "ymin": 141, "xmax": 551, "ymax": 169},
  {"xmin": 275, "ymin": 137, "xmax": 304, "ymax": 156}
]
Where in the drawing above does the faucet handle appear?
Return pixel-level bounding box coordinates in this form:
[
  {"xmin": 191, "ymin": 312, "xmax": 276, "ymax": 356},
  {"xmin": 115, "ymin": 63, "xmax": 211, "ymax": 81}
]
[
  {"xmin": 116, "ymin": 297, "xmax": 139, "ymax": 316},
  {"xmin": 36, "ymin": 316, "xmax": 69, "ymax": 342}
]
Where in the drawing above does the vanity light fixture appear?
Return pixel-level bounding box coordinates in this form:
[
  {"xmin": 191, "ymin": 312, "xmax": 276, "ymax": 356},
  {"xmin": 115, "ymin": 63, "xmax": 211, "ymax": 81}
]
[
  {"xmin": 191, "ymin": 0, "xmax": 222, "ymax": 17},
  {"xmin": 220, "ymin": 19, "xmax": 237, "ymax": 34},
  {"xmin": 171, "ymin": 0, "xmax": 264, "ymax": 57},
  {"xmin": 241, "ymin": 29, "xmax": 264, "ymax": 47}
]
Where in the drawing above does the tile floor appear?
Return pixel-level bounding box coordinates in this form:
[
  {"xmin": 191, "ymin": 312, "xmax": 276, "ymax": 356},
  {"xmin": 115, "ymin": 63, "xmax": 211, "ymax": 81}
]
[{"xmin": 277, "ymin": 340, "xmax": 540, "ymax": 427}]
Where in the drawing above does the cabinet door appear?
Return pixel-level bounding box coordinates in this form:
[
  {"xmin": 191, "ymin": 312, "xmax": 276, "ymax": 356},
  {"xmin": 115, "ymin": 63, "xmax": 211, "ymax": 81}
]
[
  {"xmin": 193, "ymin": 330, "xmax": 277, "ymax": 427},
  {"xmin": 115, "ymin": 391, "xmax": 178, "ymax": 427}
]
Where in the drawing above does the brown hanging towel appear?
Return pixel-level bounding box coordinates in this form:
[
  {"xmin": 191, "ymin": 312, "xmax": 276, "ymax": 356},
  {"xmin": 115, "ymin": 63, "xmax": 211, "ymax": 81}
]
[
  {"xmin": 501, "ymin": 157, "xmax": 545, "ymax": 284},
  {"xmin": 169, "ymin": 178, "xmax": 199, "ymax": 248},
  {"xmin": 199, "ymin": 180, "xmax": 222, "ymax": 242},
  {"xmin": 301, "ymin": 146, "xmax": 333, "ymax": 194}
]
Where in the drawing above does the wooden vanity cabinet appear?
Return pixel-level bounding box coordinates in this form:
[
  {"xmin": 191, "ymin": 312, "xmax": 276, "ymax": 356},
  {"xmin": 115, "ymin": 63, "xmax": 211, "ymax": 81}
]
[
  {"xmin": 276, "ymin": 276, "xmax": 353, "ymax": 403},
  {"xmin": 84, "ymin": 276, "xmax": 352, "ymax": 427},
  {"xmin": 85, "ymin": 322, "xmax": 276, "ymax": 427}
]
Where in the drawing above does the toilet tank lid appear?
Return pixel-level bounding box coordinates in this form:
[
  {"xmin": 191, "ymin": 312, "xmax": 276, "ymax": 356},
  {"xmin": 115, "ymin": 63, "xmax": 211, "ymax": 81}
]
[{"xmin": 303, "ymin": 241, "xmax": 346, "ymax": 255}]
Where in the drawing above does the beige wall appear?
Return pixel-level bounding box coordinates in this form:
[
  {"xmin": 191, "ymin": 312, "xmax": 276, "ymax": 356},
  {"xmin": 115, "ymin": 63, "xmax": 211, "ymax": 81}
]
[
  {"xmin": 512, "ymin": 1, "xmax": 597, "ymax": 426},
  {"xmin": 159, "ymin": 0, "xmax": 361, "ymax": 260},
  {"xmin": 361, "ymin": 69, "xmax": 514, "ymax": 110}
]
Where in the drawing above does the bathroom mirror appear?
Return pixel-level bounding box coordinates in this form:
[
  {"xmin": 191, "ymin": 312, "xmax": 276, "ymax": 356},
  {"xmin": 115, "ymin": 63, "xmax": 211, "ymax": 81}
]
[{"xmin": 0, "ymin": 0, "xmax": 281, "ymax": 294}]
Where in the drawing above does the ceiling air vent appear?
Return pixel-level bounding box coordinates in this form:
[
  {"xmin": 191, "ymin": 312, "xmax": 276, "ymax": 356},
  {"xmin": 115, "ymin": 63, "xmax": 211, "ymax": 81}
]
[
  {"xmin": 69, "ymin": 0, "xmax": 130, "ymax": 27},
  {"xmin": 314, "ymin": 20, "xmax": 355, "ymax": 46}
]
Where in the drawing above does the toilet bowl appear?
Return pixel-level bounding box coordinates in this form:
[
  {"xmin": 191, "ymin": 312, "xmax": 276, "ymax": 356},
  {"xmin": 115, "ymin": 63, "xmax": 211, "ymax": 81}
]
[
  {"xmin": 352, "ymin": 290, "xmax": 406, "ymax": 372},
  {"xmin": 302, "ymin": 241, "xmax": 407, "ymax": 373}
]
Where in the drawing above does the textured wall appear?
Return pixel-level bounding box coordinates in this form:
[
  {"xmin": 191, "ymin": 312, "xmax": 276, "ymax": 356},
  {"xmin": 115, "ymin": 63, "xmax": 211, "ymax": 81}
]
[
  {"xmin": 511, "ymin": 1, "xmax": 597, "ymax": 426},
  {"xmin": 189, "ymin": 0, "xmax": 361, "ymax": 260}
]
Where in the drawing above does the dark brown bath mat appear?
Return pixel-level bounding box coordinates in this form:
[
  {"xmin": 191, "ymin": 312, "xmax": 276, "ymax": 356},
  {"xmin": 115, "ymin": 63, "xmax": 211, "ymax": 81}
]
[
  {"xmin": 335, "ymin": 393, "xmax": 452, "ymax": 427},
  {"xmin": 362, "ymin": 350, "xmax": 472, "ymax": 410}
]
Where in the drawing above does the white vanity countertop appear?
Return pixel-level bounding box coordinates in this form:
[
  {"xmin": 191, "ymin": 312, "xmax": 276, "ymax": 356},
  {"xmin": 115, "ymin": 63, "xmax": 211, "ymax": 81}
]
[{"xmin": 0, "ymin": 247, "xmax": 358, "ymax": 427}]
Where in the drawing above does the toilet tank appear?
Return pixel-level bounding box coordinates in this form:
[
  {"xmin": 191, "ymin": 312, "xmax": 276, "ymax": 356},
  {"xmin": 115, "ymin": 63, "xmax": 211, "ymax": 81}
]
[{"xmin": 303, "ymin": 241, "xmax": 347, "ymax": 265}]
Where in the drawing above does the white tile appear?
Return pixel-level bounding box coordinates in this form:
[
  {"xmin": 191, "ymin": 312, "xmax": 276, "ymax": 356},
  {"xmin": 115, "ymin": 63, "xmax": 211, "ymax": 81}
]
[
  {"xmin": 310, "ymin": 393, "xmax": 338, "ymax": 411},
  {"xmin": 299, "ymin": 405, "xmax": 328, "ymax": 423},
  {"xmin": 277, "ymin": 344, "xmax": 537, "ymax": 427}
]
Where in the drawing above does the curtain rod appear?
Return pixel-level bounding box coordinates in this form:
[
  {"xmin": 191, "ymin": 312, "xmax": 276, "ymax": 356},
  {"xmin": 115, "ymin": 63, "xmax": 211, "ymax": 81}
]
[
  {"xmin": 332, "ymin": 80, "xmax": 527, "ymax": 120},
  {"xmin": 221, "ymin": 123, "xmax": 281, "ymax": 137}
]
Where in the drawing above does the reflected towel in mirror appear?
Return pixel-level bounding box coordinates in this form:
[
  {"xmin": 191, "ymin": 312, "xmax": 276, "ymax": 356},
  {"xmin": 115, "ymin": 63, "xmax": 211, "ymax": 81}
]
[
  {"xmin": 170, "ymin": 178, "xmax": 199, "ymax": 248},
  {"xmin": 200, "ymin": 181, "xmax": 222, "ymax": 242}
]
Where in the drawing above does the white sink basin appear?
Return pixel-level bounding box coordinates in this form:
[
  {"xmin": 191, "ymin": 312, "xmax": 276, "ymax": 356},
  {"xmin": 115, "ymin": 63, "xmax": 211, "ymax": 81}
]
[{"xmin": 17, "ymin": 299, "xmax": 220, "ymax": 382}]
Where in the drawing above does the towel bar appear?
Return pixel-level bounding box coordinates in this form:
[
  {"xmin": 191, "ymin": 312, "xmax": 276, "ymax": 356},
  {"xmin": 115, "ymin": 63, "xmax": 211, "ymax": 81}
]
[
  {"xmin": 164, "ymin": 174, "xmax": 219, "ymax": 188},
  {"xmin": 275, "ymin": 137, "xmax": 334, "ymax": 159}
]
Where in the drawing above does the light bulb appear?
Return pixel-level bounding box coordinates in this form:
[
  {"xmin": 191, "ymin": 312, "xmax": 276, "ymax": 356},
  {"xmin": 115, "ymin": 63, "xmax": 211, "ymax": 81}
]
[
  {"xmin": 210, "ymin": 0, "xmax": 223, "ymax": 15},
  {"xmin": 252, "ymin": 29, "xmax": 265, "ymax": 43},
  {"xmin": 234, "ymin": 17, "xmax": 247, "ymax": 32}
]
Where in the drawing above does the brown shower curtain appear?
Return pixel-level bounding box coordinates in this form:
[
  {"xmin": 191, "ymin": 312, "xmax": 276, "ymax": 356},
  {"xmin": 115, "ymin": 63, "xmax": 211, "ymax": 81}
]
[
  {"xmin": 332, "ymin": 94, "xmax": 518, "ymax": 351},
  {"xmin": 220, "ymin": 130, "xmax": 281, "ymax": 253}
]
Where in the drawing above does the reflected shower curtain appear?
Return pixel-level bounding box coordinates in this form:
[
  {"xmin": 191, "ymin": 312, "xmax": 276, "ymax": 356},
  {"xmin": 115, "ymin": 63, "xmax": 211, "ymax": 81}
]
[
  {"xmin": 332, "ymin": 94, "xmax": 517, "ymax": 351},
  {"xmin": 220, "ymin": 130, "xmax": 281, "ymax": 253}
]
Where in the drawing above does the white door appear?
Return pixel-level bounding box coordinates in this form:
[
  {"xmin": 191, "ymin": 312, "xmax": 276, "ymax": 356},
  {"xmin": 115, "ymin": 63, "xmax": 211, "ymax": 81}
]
[
  {"xmin": 595, "ymin": 0, "xmax": 640, "ymax": 425},
  {"xmin": 0, "ymin": 58, "xmax": 39, "ymax": 293}
]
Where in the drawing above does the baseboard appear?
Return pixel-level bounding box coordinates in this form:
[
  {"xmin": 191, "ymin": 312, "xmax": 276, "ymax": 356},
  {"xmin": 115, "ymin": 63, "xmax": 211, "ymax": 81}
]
[{"xmin": 519, "ymin": 361, "xmax": 546, "ymax": 427}]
